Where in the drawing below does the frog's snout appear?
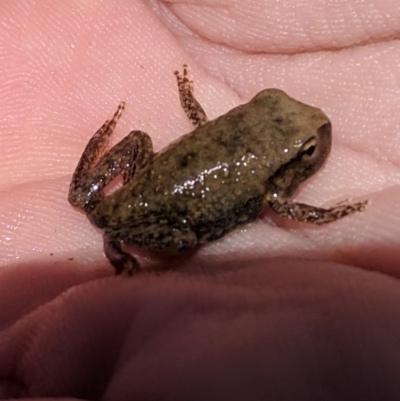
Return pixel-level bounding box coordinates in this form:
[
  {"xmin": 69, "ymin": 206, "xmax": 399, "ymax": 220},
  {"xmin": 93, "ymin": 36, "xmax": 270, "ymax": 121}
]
[
  {"xmin": 318, "ymin": 121, "xmax": 332, "ymax": 136},
  {"xmin": 317, "ymin": 121, "xmax": 332, "ymax": 161}
]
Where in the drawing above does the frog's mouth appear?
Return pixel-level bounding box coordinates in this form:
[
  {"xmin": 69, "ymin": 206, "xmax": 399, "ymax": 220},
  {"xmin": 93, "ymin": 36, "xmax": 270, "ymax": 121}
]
[{"xmin": 266, "ymin": 122, "xmax": 332, "ymax": 199}]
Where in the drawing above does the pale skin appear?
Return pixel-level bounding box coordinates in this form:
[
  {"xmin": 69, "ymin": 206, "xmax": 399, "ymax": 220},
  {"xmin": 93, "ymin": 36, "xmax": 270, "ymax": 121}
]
[{"xmin": 1, "ymin": 1, "xmax": 400, "ymax": 399}]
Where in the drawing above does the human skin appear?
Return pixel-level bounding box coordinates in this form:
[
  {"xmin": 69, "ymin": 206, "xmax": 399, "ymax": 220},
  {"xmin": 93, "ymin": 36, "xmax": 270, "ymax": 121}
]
[{"xmin": 1, "ymin": 1, "xmax": 400, "ymax": 400}]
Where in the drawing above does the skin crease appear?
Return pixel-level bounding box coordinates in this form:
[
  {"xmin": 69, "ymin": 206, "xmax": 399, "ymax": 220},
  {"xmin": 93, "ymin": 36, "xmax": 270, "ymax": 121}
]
[{"xmin": 0, "ymin": 0, "xmax": 400, "ymax": 399}]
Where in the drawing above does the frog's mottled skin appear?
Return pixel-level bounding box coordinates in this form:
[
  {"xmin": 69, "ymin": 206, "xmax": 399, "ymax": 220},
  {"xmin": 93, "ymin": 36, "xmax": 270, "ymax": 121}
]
[
  {"xmin": 92, "ymin": 90, "xmax": 330, "ymax": 239},
  {"xmin": 68, "ymin": 65, "xmax": 367, "ymax": 275}
]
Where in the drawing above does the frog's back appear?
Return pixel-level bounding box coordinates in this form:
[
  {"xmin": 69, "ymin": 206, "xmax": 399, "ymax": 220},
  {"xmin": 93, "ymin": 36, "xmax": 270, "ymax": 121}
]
[{"xmin": 98, "ymin": 89, "xmax": 325, "ymax": 239}]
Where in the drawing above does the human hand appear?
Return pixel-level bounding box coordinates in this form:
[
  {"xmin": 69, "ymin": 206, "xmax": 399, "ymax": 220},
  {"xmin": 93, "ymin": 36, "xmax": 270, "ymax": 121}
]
[{"xmin": 1, "ymin": 1, "xmax": 400, "ymax": 399}]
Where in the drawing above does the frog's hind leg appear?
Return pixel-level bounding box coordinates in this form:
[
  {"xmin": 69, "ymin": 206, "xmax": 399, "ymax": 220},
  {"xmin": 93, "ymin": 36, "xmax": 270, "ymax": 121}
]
[
  {"xmin": 98, "ymin": 130, "xmax": 154, "ymax": 185},
  {"xmin": 104, "ymin": 232, "xmax": 141, "ymax": 276},
  {"xmin": 174, "ymin": 64, "xmax": 208, "ymax": 128},
  {"xmin": 69, "ymin": 102, "xmax": 125, "ymax": 209},
  {"xmin": 267, "ymin": 198, "xmax": 368, "ymax": 225},
  {"xmin": 68, "ymin": 102, "xmax": 154, "ymax": 211},
  {"xmin": 104, "ymin": 222, "xmax": 198, "ymax": 275}
]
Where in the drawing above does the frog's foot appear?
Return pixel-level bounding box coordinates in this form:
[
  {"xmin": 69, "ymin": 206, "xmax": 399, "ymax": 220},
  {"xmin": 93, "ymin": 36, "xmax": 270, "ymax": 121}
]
[
  {"xmin": 104, "ymin": 232, "xmax": 141, "ymax": 276},
  {"xmin": 269, "ymin": 199, "xmax": 369, "ymax": 225},
  {"xmin": 174, "ymin": 64, "xmax": 208, "ymax": 128}
]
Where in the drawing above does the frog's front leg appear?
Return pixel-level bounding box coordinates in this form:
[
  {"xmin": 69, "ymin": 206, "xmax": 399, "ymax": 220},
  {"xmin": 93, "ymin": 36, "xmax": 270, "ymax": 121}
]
[
  {"xmin": 267, "ymin": 198, "xmax": 368, "ymax": 225},
  {"xmin": 104, "ymin": 221, "xmax": 198, "ymax": 275},
  {"xmin": 68, "ymin": 103, "xmax": 154, "ymax": 212},
  {"xmin": 174, "ymin": 64, "xmax": 208, "ymax": 128}
]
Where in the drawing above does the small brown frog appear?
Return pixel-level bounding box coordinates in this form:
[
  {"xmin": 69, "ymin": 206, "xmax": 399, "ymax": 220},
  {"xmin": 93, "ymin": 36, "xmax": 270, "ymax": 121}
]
[{"xmin": 68, "ymin": 65, "xmax": 367, "ymax": 275}]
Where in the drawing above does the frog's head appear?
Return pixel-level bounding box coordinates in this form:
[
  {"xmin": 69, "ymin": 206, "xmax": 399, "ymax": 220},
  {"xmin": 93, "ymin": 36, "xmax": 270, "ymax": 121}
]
[
  {"xmin": 272, "ymin": 121, "xmax": 332, "ymax": 198},
  {"xmin": 258, "ymin": 89, "xmax": 332, "ymax": 199}
]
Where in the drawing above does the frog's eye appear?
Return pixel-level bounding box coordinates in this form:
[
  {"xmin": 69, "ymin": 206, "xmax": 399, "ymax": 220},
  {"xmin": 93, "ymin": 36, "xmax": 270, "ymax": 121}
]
[{"xmin": 300, "ymin": 137, "xmax": 318, "ymax": 161}]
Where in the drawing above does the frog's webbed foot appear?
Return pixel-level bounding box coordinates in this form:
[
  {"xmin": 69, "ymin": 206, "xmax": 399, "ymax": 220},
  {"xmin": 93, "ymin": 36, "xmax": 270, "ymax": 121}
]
[
  {"xmin": 104, "ymin": 223, "xmax": 198, "ymax": 275},
  {"xmin": 268, "ymin": 199, "xmax": 369, "ymax": 225},
  {"xmin": 174, "ymin": 64, "xmax": 208, "ymax": 128},
  {"xmin": 68, "ymin": 103, "xmax": 154, "ymax": 212}
]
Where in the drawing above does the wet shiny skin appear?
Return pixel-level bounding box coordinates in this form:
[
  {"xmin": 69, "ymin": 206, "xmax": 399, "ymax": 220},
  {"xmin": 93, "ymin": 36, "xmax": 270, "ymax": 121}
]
[{"xmin": 68, "ymin": 66, "xmax": 367, "ymax": 275}]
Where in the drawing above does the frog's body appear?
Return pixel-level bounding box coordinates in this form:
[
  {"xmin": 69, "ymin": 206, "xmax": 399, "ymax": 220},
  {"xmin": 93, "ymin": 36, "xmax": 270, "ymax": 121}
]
[{"xmin": 68, "ymin": 65, "xmax": 367, "ymax": 275}]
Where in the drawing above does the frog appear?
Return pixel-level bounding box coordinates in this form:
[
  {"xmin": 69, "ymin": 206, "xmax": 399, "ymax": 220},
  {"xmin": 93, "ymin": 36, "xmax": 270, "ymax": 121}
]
[{"xmin": 68, "ymin": 64, "xmax": 368, "ymax": 276}]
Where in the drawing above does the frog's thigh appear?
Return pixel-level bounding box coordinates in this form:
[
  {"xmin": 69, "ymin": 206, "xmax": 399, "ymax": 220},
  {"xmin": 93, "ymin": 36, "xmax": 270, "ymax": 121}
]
[
  {"xmin": 104, "ymin": 222, "xmax": 198, "ymax": 273},
  {"xmin": 268, "ymin": 199, "xmax": 368, "ymax": 225},
  {"xmin": 174, "ymin": 64, "xmax": 208, "ymax": 128},
  {"xmin": 69, "ymin": 130, "xmax": 154, "ymax": 209},
  {"xmin": 119, "ymin": 222, "xmax": 198, "ymax": 252},
  {"xmin": 99, "ymin": 130, "xmax": 154, "ymax": 185}
]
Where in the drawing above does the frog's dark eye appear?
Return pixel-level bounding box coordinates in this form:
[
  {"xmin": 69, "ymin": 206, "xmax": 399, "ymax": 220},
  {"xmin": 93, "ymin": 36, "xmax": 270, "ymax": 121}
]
[{"xmin": 300, "ymin": 137, "xmax": 318, "ymax": 161}]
